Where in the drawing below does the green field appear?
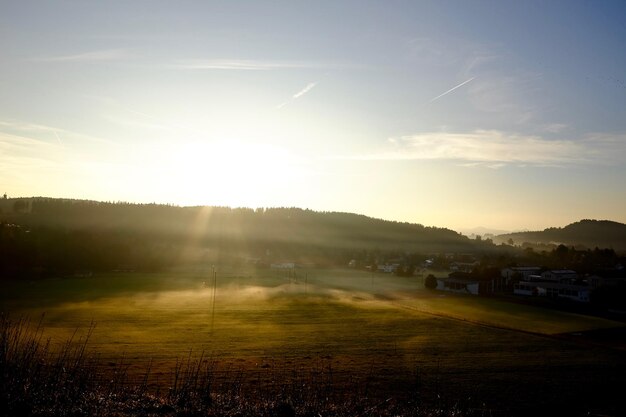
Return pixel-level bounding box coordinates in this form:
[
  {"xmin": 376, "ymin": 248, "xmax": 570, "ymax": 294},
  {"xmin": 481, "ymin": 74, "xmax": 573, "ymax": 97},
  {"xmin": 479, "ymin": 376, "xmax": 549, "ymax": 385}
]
[{"xmin": 2, "ymin": 267, "xmax": 626, "ymax": 415}]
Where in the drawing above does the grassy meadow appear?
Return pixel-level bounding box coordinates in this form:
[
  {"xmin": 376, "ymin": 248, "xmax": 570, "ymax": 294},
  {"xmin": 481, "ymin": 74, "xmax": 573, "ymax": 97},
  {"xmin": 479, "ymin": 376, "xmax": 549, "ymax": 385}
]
[{"xmin": 2, "ymin": 267, "xmax": 626, "ymax": 415}]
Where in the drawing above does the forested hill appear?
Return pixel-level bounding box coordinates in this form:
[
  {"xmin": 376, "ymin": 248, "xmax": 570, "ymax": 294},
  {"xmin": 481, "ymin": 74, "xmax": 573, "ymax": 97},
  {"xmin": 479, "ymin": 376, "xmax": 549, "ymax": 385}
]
[
  {"xmin": 0, "ymin": 198, "xmax": 476, "ymax": 270},
  {"xmin": 495, "ymin": 220, "xmax": 626, "ymax": 250}
]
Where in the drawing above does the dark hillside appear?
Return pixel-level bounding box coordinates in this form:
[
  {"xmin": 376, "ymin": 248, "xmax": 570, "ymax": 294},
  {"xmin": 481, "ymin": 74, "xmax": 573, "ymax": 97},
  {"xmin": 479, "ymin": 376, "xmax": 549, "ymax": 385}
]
[
  {"xmin": 1, "ymin": 198, "xmax": 470, "ymax": 250},
  {"xmin": 495, "ymin": 219, "xmax": 626, "ymax": 251},
  {"xmin": 0, "ymin": 197, "xmax": 480, "ymax": 276}
]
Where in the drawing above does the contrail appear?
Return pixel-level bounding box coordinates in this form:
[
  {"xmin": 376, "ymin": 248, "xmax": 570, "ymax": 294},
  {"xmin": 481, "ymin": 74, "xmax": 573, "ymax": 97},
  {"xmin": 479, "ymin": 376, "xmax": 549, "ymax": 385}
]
[
  {"xmin": 276, "ymin": 81, "xmax": 318, "ymax": 109},
  {"xmin": 53, "ymin": 130, "xmax": 63, "ymax": 145},
  {"xmin": 429, "ymin": 77, "xmax": 475, "ymax": 103},
  {"xmin": 293, "ymin": 82, "xmax": 317, "ymax": 98}
]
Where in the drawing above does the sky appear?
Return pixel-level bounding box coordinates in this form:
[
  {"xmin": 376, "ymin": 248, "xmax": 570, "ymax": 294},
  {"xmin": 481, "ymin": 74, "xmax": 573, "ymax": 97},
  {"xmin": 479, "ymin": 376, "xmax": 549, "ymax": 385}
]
[{"xmin": 1, "ymin": 1, "xmax": 626, "ymax": 232}]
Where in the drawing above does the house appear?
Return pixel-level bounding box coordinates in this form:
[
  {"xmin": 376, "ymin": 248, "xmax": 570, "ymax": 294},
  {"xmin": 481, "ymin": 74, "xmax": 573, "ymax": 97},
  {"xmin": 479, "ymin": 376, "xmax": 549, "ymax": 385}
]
[
  {"xmin": 514, "ymin": 280, "xmax": 590, "ymax": 302},
  {"xmin": 501, "ymin": 267, "xmax": 542, "ymax": 282},
  {"xmin": 436, "ymin": 273, "xmax": 480, "ymax": 295},
  {"xmin": 270, "ymin": 262, "xmax": 296, "ymax": 269},
  {"xmin": 377, "ymin": 263, "xmax": 400, "ymax": 273},
  {"xmin": 541, "ymin": 269, "xmax": 578, "ymax": 283},
  {"xmin": 587, "ymin": 274, "xmax": 626, "ymax": 289},
  {"xmin": 587, "ymin": 267, "xmax": 626, "ymax": 288},
  {"xmin": 449, "ymin": 261, "xmax": 479, "ymax": 273}
]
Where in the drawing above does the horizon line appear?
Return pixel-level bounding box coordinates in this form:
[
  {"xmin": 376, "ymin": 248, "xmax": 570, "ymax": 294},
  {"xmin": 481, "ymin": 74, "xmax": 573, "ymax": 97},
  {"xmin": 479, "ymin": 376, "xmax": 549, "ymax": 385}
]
[{"xmin": 1, "ymin": 194, "xmax": 620, "ymax": 234}]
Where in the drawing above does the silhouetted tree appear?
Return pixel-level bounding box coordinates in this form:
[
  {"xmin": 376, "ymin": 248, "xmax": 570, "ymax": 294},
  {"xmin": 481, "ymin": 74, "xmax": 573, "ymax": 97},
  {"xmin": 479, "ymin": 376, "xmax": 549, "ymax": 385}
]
[
  {"xmin": 554, "ymin": 244, "xmax": 569, "ymax": 260},
  {"xmin": 12, "ymin": 200, "xmax": 27, "ymax": 213},
  {"xmin": 424, "ymin": 274, "xmax": 437, "ymax": 289}
]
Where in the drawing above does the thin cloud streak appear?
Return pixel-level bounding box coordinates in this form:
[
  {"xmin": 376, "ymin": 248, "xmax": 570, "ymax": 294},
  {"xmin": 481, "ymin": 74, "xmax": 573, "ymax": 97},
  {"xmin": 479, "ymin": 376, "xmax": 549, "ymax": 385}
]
[
  {"xmin": 33, "ymin": 49, "xmax": 131, "ymax": 62},
  {"xmin": 342, "ymin": 130, "xmax": 626, "ymax": 167},
  {"xmin": 0, "ymin": 120, "xmax": 64, "ymax": 133},
  {"xmin": 53, "ymin": 131, "xmax": 63, "ymax": 145},
  {"xmin": 175, "ymin": 59, "xmax": 328, "ymax": 71},
  {"xmin": 0, "ymin": 131, "xmax": 58, "ymax": 152},
  {"xmin": 543, "ymin": 123, "xmax": 568, "ymax": 133},
  {"xmin": 429, "ymin": 77, "xmax": 475, "ymax": 103},
  {"xmin": 0, "ymin": 131, "xmax": 65, "ymax": 173},
  {"xmin": 0, "ymin": 120, "xmax": 117, "ymax": 146},
  {"xmin": 82, "ymin": 95, "xmax": 202, "ymax": 136}
]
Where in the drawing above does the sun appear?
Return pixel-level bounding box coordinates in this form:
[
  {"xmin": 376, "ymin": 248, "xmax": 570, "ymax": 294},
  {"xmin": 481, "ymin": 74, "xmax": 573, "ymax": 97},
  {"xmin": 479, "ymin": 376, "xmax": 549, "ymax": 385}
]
[{"xmin": 164, "ymin": 139, "xmax": 296, "ymax": 207}]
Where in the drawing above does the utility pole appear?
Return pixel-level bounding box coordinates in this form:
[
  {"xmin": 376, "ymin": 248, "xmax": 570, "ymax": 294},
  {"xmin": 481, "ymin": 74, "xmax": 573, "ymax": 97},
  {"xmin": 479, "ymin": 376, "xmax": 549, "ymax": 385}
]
[{"xmin": 210, "ymin": 265, "xmax": 217, "ymax": 334}]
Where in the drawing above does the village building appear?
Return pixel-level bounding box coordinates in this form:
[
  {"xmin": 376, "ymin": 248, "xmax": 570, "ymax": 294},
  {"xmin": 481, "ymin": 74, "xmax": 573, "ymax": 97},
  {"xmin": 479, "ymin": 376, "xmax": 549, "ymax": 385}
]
[
  {"xmin": 501, "ymin": 266, "xmax": 542, "ymax": 282},
  {"xmin": 587, "ymin": 266, "xmax": 626, "ymax": 288},
  {"xmin": 377, "ymin": 263, "xmax": 400, "ymax": 273},
  {"xmin": 541, "ymin": 269, "xmax": 578, "ymax": 283},
  {"xmin": 514, "ymin": 280, "xmax": 590, "ymax": 302},
  {"xmin": 435, "ymin": 272, "xmax": 481, "ymax": 295},
  {"xmin": 436, "ymin": 277, "xmax": 480, "ymax": 295},
  {"xmin": 449, "ymin": 261, "xmax": 480, "ymax": 273}
]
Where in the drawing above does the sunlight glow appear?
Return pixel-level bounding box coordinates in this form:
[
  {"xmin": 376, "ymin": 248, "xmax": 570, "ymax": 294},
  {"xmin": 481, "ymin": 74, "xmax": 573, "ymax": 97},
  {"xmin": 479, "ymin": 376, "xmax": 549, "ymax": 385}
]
[{"xmin": 161, "ymin": 140, "xmax": 297, "ymax": 207}]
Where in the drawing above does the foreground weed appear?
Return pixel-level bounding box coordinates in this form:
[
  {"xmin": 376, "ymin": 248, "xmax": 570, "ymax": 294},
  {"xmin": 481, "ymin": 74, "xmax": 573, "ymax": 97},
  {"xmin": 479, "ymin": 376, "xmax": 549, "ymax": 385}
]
[{"xmin": 1, "ymin": 314, "xmax": 490, "ymax": 417}]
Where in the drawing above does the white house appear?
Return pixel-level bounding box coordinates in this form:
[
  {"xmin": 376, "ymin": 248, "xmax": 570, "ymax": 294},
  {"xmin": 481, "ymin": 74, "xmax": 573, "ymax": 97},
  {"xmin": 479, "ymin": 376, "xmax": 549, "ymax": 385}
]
[
  {"xmin": 587, "ymin": 274, "xmax": 626, "ymax": 289},
  {"xmin": 449, "ymin": 261, "xmax": 479, "ymax": 273},
  {"xmin": 377, "ymin": 263, "xmax": 400, "ymax": 273},
  {"xmin": 541, "ymin": 269, "xmax": 578, "ymax": 283},
  {"xmin": 436, "ymin": 277, "xmax": 480, "ymax": 295},
  {"xmin": 501, "ymin": 267, "xmax": 542, "ymax": 282},
  {"xmin": 514, "ymin": 280, "xmax": 590, "ymax": 302}
]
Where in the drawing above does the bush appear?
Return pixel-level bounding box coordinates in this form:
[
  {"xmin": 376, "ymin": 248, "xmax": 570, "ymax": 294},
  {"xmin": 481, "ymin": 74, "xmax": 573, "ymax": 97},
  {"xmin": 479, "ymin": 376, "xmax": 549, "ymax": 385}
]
[{"xmin": 424, "ymin": 274, "xmax": 437, "ymax": 289}]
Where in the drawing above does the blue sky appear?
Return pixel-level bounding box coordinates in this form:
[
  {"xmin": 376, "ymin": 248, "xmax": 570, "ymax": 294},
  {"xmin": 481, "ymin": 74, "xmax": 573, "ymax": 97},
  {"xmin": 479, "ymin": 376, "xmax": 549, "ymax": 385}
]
[{"xmin": 1, "ymin": 1, "xmax": 625, "ymax": 231}]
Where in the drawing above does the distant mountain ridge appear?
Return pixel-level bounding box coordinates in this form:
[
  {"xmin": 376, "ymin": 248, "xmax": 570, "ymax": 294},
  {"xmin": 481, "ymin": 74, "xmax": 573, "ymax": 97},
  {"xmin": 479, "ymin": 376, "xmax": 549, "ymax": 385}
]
[
  {"xmin": 495, "ymin": 219, "xmax": 626, "ymax": 250},
  {"xmin": 459, "ymin": 226, "xmax": 511, "ymax": 237}
]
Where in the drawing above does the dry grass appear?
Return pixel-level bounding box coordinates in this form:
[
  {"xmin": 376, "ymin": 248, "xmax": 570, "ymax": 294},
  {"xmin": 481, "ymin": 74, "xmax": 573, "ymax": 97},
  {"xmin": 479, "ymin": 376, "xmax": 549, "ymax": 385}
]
[
  {"xmin": 2, "ymin": 268, "xmax": 626, "ymax": 416},
  {"xmin": 1, "ymin": 314, "xmax": 486, "ymax": 417}
]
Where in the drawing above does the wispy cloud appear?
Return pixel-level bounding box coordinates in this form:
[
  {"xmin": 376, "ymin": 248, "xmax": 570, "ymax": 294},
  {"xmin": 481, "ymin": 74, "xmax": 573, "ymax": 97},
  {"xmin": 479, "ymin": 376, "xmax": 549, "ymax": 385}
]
[
  {"xmin": 0, "ymin": 130, "xmax": 64, "ymax": 173},
  {"xmin": 175, "ymin": 59, "xmax": 326, "ymax": 71},
  {"xmin": 407, "ymin": 35, "xmax": 545, "ymax": 125},
  {"xmin": 342, "ymin": 130, "xmax": 626, "ymax": 167},
  {"xmin": 0, "ymin": 120, "xmax": 63, "ymax": 134},
  {"xmin": 429, "ymin": 77, "xmax": 475, "ymax": 103},
  {"xmin": 0, "ymin": 129, "xmax": 104, "ymax": 195},
  {"xmin": 0, "ymin": 130, "xmax": 58, "ymax": 152},
  {"xmin": 0, "ymin": 120, "xmax": 116, "ymax": 146},
  {"xmin": 33, "ymin": 49, "xmax": 131, "ymax": 62},
  {"xmin": 0, "ymin": 120, "xmax": 67, "ymax": 148},
  {"xmin": 543, "ymin": 123, "xmax": 568, "ymax": 134},
  {"xmin": 466, "ymin": 73, "xmax": 541, "ymax": 121},
  {"xmin": 53, "ymin": 130, "xmax": 63, "ymax": 145}
]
